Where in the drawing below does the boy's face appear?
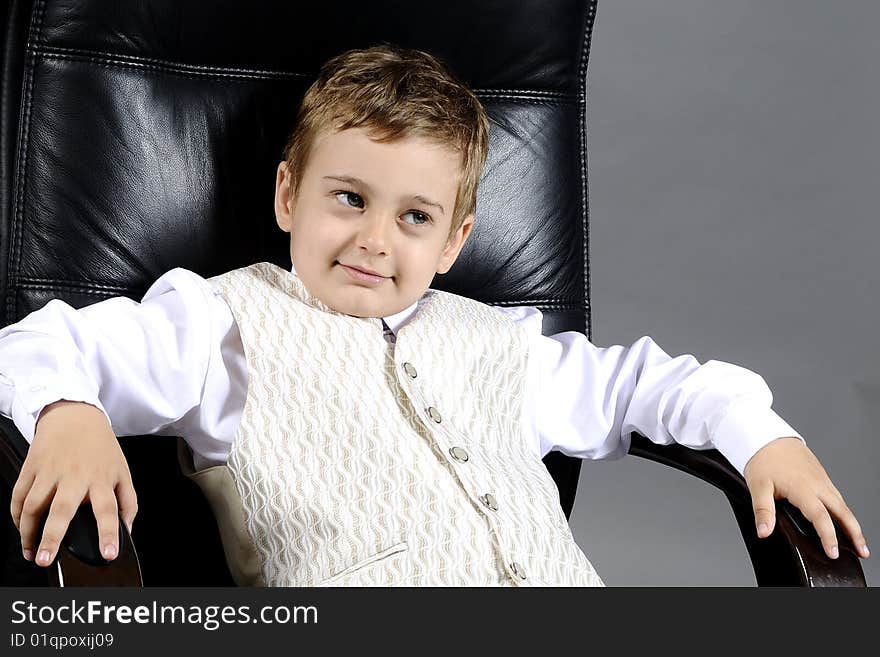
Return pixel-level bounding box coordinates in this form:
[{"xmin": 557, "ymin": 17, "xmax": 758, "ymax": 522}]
[{"xmin": 274, "ymin": 127, "xmax": 474, "ymax": 318}]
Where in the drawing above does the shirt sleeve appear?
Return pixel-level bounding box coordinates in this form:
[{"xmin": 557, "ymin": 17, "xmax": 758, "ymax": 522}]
[
  {"xmin": 0, "ymin": 268, "xmax": 238, "ymax": 467},
  {"xmin": 497, "ymin": 306, "xmax": 804, "ymax": 476}
]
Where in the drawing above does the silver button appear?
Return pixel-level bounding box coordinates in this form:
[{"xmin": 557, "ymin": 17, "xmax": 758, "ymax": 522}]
[
  {"xmin": 479, "ymin": 493, "xmax": 498, "ymax": 511},
  {"xmin": 449, "ymin": 446, "xmax": 469, "ymax": 462},
  {"xmin": 427, "ymin": 406, "xmax": 442, "ymax": 423},
  {"xmin": 510, "ymin": 562, "xmax": 527, "ymax": 580},
  {"xmin": 402, "ymin": 362, "xmax": 418, "ymax": 378}
]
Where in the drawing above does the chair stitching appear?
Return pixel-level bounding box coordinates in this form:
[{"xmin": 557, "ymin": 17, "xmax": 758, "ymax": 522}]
[
  {"xmin": 17, "ymin": 279, "xmax": 137, "ymax": 294},
  {"xmin": 33, "ymin": 44, "xmax": 309, "ymax": 78},
  {"xmin": 477, "ymin": 96, "xmax": 571, "ymax": 106},
  {"xmin": 577, "ymin": 0, "xmax": 599, "ymax": 340},
  {"xmin": 490, "ymin": 300, "xmax": 581, "ymax": 309},
  {"xmin": 7, "ymin": 0, "xmax": 48, "ymax": 325},
  {"xmin": 31, "ymin": 45, "xmax": 583, "ymax": 102},
  {"xmin": 475, "ymin": 89, "xmax": 576, "ymax": 100},
  {"xmin": 15, "ymin": 279, "xmax": 582, "ymax": 312},
  {"xmin": 37, "ymin": 52, "xmax": 306, "ymax": 82},
  {"xmin": 34, "ymin": 51, "xmax": 581, "ymax": 106}
]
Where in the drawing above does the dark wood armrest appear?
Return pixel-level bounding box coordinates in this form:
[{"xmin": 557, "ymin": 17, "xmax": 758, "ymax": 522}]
[
  {"xmin": 628, "ymin": 432, "xmax": 866, "ymax": 586},
  {"xmin": 0, "ymin": 415, "xmax": 143, "ymax": 586}
]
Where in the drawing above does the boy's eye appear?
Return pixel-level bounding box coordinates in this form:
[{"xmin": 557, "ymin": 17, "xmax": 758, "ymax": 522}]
[
  {"xmin": 334, "ymin": 191, "xmax": 364, "ymax": 209},
  {"xmin": 333, "ymin": 191, "xmax": 429, "ymax": 226},
  {"xmin": 402, "ymin": 211, "xmax": 430, "ymax": 226}
]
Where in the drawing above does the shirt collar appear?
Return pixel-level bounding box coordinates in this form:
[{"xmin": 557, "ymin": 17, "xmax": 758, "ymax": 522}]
[{"xmin": 288, "ymin": 261, "xmax": 419, "ymax": 336}]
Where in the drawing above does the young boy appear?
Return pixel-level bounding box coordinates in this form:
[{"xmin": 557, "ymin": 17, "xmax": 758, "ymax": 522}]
[{"xmin": 0, "ymin": 45, "xmax": 869, "ymax": 586}]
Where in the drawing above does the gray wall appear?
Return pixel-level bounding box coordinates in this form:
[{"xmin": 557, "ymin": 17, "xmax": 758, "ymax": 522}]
[{"xmin": 570, "ymin": 0, "xmax": 878, "ymax": 586}]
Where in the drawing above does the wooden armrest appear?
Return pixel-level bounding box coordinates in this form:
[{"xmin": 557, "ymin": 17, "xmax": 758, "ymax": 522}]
[
  {"xmin": 627, "ymin": 432, "xmax": 866, "ymax": 586},
  {"xmin": 0, "ymin": 415, "xmax": 143, "ymax": 586}
]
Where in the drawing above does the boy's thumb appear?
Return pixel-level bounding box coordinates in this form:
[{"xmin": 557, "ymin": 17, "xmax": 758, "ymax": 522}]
[
  {"xmin": 756, "ymin": 517, "xmax": 775, "ymax": 538},
  {"xmin": 750, "ymin": 480, "xmax": 776, "ymax": 538}
]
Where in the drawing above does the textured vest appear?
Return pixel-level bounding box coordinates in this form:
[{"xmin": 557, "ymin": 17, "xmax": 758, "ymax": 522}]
[{"xmin": 183, "ymin": 262, "xmax": 604, "ymax": 587}]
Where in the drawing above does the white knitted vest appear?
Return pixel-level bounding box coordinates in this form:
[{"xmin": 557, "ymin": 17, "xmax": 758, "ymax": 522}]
[{"xmin": 207, "ymin": 262, "xmax": 604, "ymax": 586}]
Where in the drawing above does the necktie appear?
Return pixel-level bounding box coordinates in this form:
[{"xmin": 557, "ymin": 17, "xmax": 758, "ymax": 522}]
[{"xmin": 381, "ymin": 319, "xmax": 396, "ymax": 345}]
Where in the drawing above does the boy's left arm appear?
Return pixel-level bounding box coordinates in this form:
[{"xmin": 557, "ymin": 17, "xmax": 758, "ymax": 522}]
[
  {"xmin": 743, "ymin": 436, "xmax": 869, "ymax": 560},
  {"xmin": 515, "ymin": 313, "xmax": 871, "ymax": 564}
]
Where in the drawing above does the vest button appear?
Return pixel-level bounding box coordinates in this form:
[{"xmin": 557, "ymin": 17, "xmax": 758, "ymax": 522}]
[
  {"xmin": 510, "ymin": 562, "xmax": 527, "ymax": 580},
  {"xmin": 479, "ymin": 493, "xmax": 498, "ymax": 511},
  {"xmin": 427, "ymin": 406, "xmax": 442, "ymax": 423},
  {"xmin": 449, "ymin": 446, "xmax": 469, "ymax": 462},
  {"xmin": 402, "ymin": 362, "xmax": 418, "ymax": 378}
]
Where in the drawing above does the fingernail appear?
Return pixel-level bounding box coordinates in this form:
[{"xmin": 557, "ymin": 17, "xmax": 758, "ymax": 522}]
[
  {"xmin": 22, "ymin": 549, "xmax": 34, "ymax": 561},
  {"xmin": 103, "ymin": 544, "xmax": 117, "ymax": 559},
  {"xmin": 37, "ymin": 549, "xmax": 51, "ymax": 565},
  {"xmin": 758, "ymin": 523, "xmax": 769, "ymax": 536},
  {"xmin": 830, "ymin": 546, "xmax": 839, "ymax": 559},
  {"xmin": 860, "ymin": 544, "xmax": 870, "ymax": 558}
]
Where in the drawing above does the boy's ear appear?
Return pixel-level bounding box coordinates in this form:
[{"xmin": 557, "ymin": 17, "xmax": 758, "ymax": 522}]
[
  {"xmin": 436, "ymin": 213, "xmax": 475, "ymax": 274},
  {"xmin": 274, "ymin": 161, "xmax": 294, "ymax": 233}
]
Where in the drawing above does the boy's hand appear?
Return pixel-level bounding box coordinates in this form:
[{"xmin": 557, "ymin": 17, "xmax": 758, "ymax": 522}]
[
  {"xmin": 9, "ymin": 400, "xmax": 137, "ymax": 567},
  {"xmin": 743, "ymin": 436, "xmax": 869, "ymax": 560}
]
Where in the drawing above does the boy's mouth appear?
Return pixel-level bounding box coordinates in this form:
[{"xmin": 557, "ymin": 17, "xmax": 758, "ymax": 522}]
[{"xmin": 337, "ymin": 262, "xmax": 390, "ymax": 285}]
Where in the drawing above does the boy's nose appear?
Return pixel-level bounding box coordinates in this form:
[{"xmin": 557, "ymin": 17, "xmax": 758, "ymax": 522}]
[{"xmin": 356, "ymin": 212, "xmax": 392, "ymax": 255}]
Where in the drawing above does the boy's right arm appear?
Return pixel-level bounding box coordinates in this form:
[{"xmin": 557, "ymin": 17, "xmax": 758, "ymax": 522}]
[{"xmin": 0, "ymin": 268, "xmax": 225, "ymax": 567}]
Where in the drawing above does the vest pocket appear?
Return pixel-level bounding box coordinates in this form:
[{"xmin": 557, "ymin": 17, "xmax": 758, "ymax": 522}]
[{"xmin": 316, "ymin": 541, "xmax": 409, "ymax": 586}]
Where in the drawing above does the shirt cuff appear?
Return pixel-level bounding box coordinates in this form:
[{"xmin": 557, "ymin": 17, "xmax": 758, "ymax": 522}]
[
  {"xmin": 7, "ymin": 369, "xmax": 108, "ymax": 444},
  {"xmin": 710, "ymin": 400, "xmax": 804, "ymax": 476}
]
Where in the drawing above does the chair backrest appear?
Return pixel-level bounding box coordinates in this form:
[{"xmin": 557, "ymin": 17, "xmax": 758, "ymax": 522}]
[{"xmin": 1, "ymin": 0, "xmax": 599, "ymax": 584}]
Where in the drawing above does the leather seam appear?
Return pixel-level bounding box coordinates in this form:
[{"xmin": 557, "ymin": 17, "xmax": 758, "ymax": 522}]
[
  {"xmin": 29, "ymin": 46, "xmax": 581, "ymax": 102},
  {"xmin": 578, "ymin": 0, "xmax": 598, "ymax": 340},
  {"xmin": 14, "ymin": 278, "xmax": 582, "ymax": 311},
  {"xmin": 36, "ymin": 51, "xmax": 308, "ymax": 82},
  {"xmin": 16, "ymin": 279, "xmax": 137, "ymax": 295},
  {"xmin": 7, "ymin": 0, "xmax": 47, "ymax": 325},
  {"xmin": 475, "ymin": 90, "xmax": 576, "ymax": 101},
  {"xmin": 32, "ymin": 53, "xmax": 583, "ymax": 106},
  {"xmin": 475, "ymin": 96, "xmax": 573, "ymax": 106},
  {"xmin": 33, "ymin": 44, "xmax": 310, "ymax": 79},
  {"xmin": 490, "ymin": 300, "xmax": 582, "ymax": 311}
]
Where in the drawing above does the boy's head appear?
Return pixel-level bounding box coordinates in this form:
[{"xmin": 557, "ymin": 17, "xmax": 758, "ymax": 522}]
[{"xmin": 273, "ymin": 44, "xmax": 490, "ymax": 318}]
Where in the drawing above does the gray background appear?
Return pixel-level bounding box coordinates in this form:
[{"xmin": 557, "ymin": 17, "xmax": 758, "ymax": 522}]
[{"xmin": 569, "ymin": 0, "xmax": 878, "ymax": 585}]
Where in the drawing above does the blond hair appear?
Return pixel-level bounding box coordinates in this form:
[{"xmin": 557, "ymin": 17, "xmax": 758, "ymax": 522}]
[{"xmin": 282, "ymin": 44, "xmax": 490, "ymax": 237}]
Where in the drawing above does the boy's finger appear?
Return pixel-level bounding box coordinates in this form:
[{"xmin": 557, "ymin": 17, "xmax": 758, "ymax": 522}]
[
  {"xmin": 35, "ymin": 483, "xmax": 87, "ymax": 567},
  {"xmin": 790, "ymin": 492, "xmax": 839, "ymax": 559},
  {"xmin": 749, "ymin": 478, "xmax": 776, "ymax": 537},
  {"xmin": 88, "ymin": 486, "xmax": 120, "ymax": 560},
  {"xmin": 115, "ymin": 480, "xmax": 138, "ymax": 535},
  {"xmin": 820, "ymin": 489, "xmax": 870, "ymax": 558},
  {"xmin": 17, "ymin": 479, "xmax": 56, "ymax": 561},
  {"xmin": 9, "ymin": 468, "xmax": 36, "ymax": 530}
]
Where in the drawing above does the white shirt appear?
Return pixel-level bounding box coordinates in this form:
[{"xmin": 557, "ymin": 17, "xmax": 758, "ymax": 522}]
[{"xmin": 0, "ymin": 263, "xmax": 802, "ymax": 475}]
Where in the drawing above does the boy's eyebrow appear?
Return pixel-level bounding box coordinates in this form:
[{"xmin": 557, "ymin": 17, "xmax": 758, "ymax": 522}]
[{"xmin": 323, "ymin": 175, "xmax": 445, "ymax": 215}]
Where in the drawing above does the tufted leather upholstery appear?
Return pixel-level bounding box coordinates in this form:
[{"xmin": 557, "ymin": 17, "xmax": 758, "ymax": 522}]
[{"xmin": 1, "ymin": 0, "xmax": 598, "ymax": 585}]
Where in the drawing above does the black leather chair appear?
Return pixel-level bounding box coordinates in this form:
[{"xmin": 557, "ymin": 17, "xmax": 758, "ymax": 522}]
[{"xmin": 0, "ymin": 0, "xmax": 866, "ymax": 587}]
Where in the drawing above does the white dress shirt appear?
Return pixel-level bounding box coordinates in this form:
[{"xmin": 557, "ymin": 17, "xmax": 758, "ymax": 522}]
[{"xmin": 0, "ymin": 263, "xmax": 802, "ymax": 475}]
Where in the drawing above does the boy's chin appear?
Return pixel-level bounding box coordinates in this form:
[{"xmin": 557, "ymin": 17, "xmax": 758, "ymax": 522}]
[
  {"xmin": 325, "ymin": 292, "xmax": 414, "ymax": 319},
  {"xmin": 322, "ymin": 294, "xmax": 390, "ymax": 319}
]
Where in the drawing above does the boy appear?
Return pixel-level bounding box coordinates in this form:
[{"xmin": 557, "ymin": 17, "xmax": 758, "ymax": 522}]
[{"xmin": 0, "ymin": 45, "xmax": 869, "ymax": 585}]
